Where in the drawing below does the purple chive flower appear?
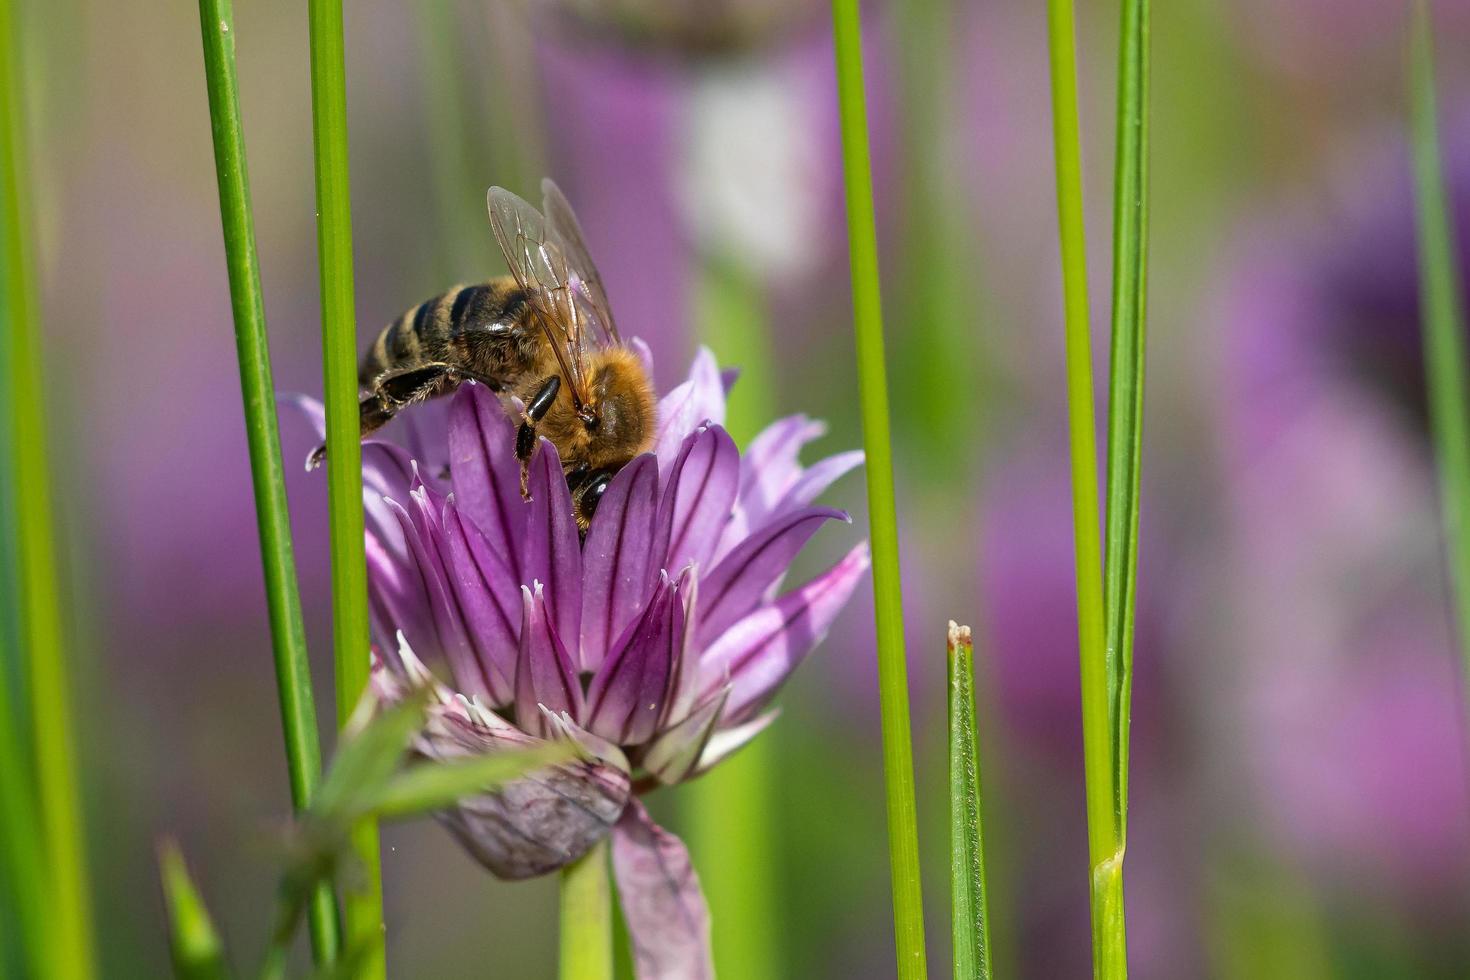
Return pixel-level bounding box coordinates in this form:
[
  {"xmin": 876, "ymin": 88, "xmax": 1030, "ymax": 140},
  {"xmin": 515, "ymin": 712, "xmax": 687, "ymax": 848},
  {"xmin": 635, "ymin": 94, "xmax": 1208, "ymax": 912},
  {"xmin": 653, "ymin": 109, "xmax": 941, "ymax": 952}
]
[{"xmin": 324, "ymin": 346, "xmax": 865, "ymax": 977}]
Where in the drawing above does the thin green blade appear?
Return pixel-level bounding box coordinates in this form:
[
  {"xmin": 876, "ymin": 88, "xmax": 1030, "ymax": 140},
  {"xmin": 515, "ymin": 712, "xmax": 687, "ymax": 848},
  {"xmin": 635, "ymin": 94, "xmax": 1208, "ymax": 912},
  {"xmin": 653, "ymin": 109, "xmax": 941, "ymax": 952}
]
[
  {"xmin": 369, "ymin": 742, "xmax": 573, "ymax": 821},
  {"xmin": 158, "ymin": 841, "xmax": 232, "ymax": 980},
  {"xmin": 947, "ymin": 623, "xmax": 992, "ymax": 980}
]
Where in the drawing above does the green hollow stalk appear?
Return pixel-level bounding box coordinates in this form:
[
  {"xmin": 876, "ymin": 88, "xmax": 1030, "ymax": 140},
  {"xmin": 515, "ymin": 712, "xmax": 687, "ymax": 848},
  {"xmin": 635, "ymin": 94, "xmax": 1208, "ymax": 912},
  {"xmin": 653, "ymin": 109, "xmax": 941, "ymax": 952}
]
[
  {"xmin": 194, "ymin": 0, "xmax": 340, "ymax": 964},
  {"xmin": 1042, "ymin": 0, "xmax": 1126, "ymax": 975},
  {"xmin": 0, "ymin": 0, "xmax": 97, "ymax": 976},
  {"xmin": 1411, "ymin": 3, "xmax": 1470, "ymax": 725},
  {"xmin": 686, "ymin": 254, "xmax": 781, "ymax": 980},
  {"xmin": 0, "ymin": 120, "xmax": 44, "ymax": 979},
  {"xmin": 559, "ymin": 839, "xmax": 613, "ymax": 980},
  {"xmin": 1098, "ymin": 0, "xmax": 1151, "ymax": 969},
  {"xmin": 947, "ymin": 623, "xmax": 992, "ymax": 980},
  {"xmin": 829, "ymin": 1, "xmax": 929, "ymax": 976},
  {"xmin": 1105, "ymin": 0, "xmax": 1150, "ymax": 840},
  {"xmin": 305, "ymin": 0, "xmax": 383, "ymax": 973}
]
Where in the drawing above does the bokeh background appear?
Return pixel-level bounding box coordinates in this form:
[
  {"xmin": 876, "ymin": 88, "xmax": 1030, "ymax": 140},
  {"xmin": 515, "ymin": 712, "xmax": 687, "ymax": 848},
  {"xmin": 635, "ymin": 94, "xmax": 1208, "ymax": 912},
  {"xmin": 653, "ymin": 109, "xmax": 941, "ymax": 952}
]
[{"xmin": 11, "ymin": 0, "xmax": 1470, "ymax": 975}]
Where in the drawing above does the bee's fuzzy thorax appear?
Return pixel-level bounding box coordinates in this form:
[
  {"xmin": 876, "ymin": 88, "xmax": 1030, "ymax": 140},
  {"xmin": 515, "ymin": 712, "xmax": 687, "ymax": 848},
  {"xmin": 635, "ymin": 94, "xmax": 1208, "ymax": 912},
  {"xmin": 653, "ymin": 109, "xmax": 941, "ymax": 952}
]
[{"xmin": 528, "ymin": 345, "xmax": 655, "ymax": 473}]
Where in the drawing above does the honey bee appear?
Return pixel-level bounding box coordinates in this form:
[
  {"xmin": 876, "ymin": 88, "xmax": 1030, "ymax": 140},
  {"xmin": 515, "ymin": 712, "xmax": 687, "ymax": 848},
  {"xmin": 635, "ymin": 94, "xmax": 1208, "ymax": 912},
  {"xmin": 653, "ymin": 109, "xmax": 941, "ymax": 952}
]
[{"xmin": 320, "ymin": 179, "xmax": 656, "ymax": 529}]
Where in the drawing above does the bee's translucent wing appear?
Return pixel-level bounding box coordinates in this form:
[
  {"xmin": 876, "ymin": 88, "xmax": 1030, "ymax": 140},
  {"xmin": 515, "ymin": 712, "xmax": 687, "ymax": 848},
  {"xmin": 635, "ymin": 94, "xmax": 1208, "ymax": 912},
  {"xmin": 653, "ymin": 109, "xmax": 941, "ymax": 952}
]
[
  {"xmin": 541, "ymin": 178, "xmax": 621, "ymax": 349},
  {"xmin": 486, "ymin": 186, "xmax": 588, "ymax": 402}
]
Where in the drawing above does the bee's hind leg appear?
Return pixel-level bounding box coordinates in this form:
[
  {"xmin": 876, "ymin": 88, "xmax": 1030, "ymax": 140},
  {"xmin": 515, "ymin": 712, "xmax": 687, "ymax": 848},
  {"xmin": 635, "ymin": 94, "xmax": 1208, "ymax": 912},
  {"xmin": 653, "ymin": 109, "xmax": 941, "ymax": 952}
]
[
  {"xmin": 307, "ymin": 363, "xmax": 455, "ymax": 471},
  {"xmin": 516, "ymin": 375, "xmax": 561, "ymax": 499}
]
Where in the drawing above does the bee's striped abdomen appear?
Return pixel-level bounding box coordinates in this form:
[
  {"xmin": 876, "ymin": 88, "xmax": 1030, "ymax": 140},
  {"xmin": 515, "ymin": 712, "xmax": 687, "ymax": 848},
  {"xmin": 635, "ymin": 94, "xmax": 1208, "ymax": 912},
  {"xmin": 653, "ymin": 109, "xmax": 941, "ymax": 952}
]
[
  {"xmin": 358, "ymin": 278, "xmax": 534, "ymax": 390},
  {"xmin": 360, "ymin": 291, "xmax": 453, "ymax": 386}
]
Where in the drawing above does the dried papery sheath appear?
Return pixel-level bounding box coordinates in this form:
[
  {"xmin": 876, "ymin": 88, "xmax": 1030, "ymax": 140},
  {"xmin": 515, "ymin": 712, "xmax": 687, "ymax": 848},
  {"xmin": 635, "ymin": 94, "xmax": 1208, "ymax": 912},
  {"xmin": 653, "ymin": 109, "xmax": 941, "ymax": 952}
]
[{"xmin": 299, "ymin": 347, "xmax": 865, "ymax": 974}]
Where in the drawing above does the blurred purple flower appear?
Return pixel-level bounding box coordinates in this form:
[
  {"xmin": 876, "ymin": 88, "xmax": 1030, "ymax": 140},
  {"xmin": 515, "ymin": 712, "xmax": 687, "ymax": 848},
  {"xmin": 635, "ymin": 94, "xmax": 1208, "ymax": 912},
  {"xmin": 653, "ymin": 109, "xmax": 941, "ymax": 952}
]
[
  {"xmin": 315, "ymin": 347, "xmax": 865, "ymax": 976},
  {"xmin": 1216, "ymin": 114, "xmax": 1470, "ymax": 901},
  {"xmin": 544, "ymin": 0, "xmax": 824, "ymax": 56}
]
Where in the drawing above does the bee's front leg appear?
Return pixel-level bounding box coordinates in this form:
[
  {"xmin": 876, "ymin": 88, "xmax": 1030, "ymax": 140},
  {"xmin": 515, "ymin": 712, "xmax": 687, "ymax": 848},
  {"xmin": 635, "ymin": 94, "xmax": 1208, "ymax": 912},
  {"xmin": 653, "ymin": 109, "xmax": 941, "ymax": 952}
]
[{"xmin": 516, "ymin": 375, "xmax": 562, "ymax": 499}]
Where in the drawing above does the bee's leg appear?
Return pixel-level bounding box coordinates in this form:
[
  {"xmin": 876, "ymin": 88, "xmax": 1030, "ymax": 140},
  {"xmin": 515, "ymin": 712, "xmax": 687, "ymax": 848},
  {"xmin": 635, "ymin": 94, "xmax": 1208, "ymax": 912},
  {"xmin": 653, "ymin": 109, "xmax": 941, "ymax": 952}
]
[
  {"xmin": 516, "ymin": 375, "xmax": 561, "ymax": 499},
  {"xmin": 375, "ymin": 363, "xmax": 457, "ymax": 406},
  {"xmin": 306, "ymin": 364, "xmax": 453, "ymax": 471}
]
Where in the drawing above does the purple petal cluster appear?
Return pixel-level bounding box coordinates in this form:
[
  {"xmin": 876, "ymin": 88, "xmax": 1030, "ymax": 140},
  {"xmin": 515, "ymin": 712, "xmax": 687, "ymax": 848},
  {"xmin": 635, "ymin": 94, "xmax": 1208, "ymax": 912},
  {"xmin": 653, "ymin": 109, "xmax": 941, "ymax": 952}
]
[{"xmin": 349, "ymin": 347, "xmax": 866, "ymax": 976}]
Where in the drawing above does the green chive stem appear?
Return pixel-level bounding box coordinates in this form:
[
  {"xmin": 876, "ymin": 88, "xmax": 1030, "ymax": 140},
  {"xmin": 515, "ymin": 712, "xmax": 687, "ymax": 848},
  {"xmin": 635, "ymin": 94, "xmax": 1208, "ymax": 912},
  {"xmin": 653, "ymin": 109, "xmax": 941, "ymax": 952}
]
[
  {"xmin": 829, "ymin": 2, "xmax": 929, "ymax": 975},
  {"xmin": 194, "ymin": 0, "xmax": 340, "ymax": 962},
  {"xmin": 948, "ymin": 623, "xmax": 993, "ymax": 980},
  {"xmin": 304, "ymin": 0, "xmax": 382, "ymax": 971},
  {"xmin": 1, "ymin": 0, "xmax": 96, "ymax": 974},
  {"xmin": 560, "ymin": 839, "xmax": 614, "ymax": 980}
]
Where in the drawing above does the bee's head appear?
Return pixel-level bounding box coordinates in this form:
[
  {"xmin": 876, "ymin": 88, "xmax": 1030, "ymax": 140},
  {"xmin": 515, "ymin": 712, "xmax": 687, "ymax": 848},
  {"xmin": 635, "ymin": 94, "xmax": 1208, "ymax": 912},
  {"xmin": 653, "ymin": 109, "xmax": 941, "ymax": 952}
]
[{"xmin": 582, "ymin": 347, "xmax": 656, "ymax": 467}]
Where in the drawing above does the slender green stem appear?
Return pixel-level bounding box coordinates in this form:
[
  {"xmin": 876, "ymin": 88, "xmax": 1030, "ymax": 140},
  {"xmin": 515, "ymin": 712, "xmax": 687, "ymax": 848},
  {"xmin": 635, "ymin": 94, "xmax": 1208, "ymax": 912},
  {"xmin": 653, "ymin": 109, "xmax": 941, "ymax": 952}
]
[
  {"xmin": 305, "ymin": 0, "xmax": 383, "ymax": 972},
  {"xmin": 0, "ymin": 614, "xmax": 45, "ymax": 980},
  {"xmin": 687, "ymin": 255, "xmax": 781, "ymax": 979},
  {"xmin": 0, "ymin": 21, "xmax": 36, "ymax": 963},
  {"xmin": 0, "ymin": 182, "xmax": 44, "ymax": 976},
  {"xmin": 559, "ymin": 840, "xmax": 613, "ymax": 980},
  {"xmin": 0, "ymin": 2, "xmax": 95, "ymax": 976},
  {"xmin": 1043, "ymin": 0, "xmax": 1127, "ymax": 974},
  {"xmin": 947, "ymin": 623, "xmax": 992, "ymax": 980},
  {"xmin": 829, "ymin": 2, "xmax": 928, "ymax": 976},
  {"xmin": 1411, "ymin": 2, "xmax": 1470, "ymax": 722},
  {"xmin": 195, "ymin": 0, "xmax": 341, "ymax": 963},
  {"xmin": 1105, "ymin": 0, "xmax": 1150, "ymax": 842},
  {"xmin": 1096, "ymin": 0, "xmax": 1152, "ymax": 969}
]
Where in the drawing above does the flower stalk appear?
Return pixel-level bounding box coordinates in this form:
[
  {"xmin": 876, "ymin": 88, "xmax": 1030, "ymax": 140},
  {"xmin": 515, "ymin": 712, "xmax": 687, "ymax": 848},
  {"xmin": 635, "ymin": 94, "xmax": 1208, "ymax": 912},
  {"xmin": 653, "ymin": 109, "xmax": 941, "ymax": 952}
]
[
  {"xmin": 194, "ymin": 0, "xmax": 339, "ymax": 963},
  {"xmin": 829, "ymin": 1, "xmax": 929, "ymax": 976},
  {"xmin": 560, "ymin": 839, "xmax": 614, "ymax": 980},
  {"xmin": 1, "ymin": 0, "xmax": 96, "ymax": 975},
  {"xmin": 305, "ymin": 0, "xmax": 383, "ymax": 971},
  {"xmin": 1410, "ymin": 2, "xmax": 1470, "ymax": 732},
  {"xmin": 1044, "ymin": 0, "xmax": 1141, "ymax": 970}
]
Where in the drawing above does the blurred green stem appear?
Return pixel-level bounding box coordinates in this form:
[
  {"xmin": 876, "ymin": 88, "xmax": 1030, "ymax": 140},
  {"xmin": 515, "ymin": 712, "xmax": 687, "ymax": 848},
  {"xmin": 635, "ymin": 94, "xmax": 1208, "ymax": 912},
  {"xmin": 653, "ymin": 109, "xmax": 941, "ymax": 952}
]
[
  {"xmin": 560, "ymin": 840, "xmax": 612, "ymax": 980},
  {"xmin": 830, "ymin": 1, "xmax": 929, "ymax": 977},
  {"xmin": 696, "ymin": 255, "xmax": 776, "ymax": 437},
  {"xmin": 1043, "ymin": 0, "xmax": 1127, "ymax": 974},
  {"xmin": 195, "ymin": 0, "xmax": 340, "ymax": 963},
  {"xmin": 895, "ymin": 0, "xmax": 979, "ymax": 483},
  {"xmin": 1411, "ymin": 4, "xmax": 1470, "ymax": 721},
  {"xmin": 0, "ymin": 0, "xmax": 96, "ymax": 976},
  {"xmin": 305, "ymin": 0, "xmax": 383, "ymax": 973},
  {"xmin": 687, "ymin": 254, "xmax": 781, "ymax": 979},
  {"xmin": 412, "ymin": 0, "xmax": 489, "ymax": 278}
]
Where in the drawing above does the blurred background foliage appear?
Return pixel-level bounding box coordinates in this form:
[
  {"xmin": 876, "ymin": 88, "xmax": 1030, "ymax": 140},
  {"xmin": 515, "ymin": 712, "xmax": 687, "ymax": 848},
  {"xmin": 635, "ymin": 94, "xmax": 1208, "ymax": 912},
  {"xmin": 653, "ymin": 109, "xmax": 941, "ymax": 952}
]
[{"xmin": 6, "ymin": 0, "xmax": 1470, "ymax": 975}]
